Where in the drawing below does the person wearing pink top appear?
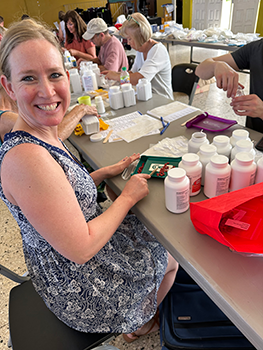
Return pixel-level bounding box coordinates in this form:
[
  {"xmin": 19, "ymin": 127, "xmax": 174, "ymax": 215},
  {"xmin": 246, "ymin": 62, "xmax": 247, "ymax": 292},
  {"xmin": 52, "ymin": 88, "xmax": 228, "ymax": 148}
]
[
  {"xmin": 64, "ymin": 10, "xmax": 96, "ymax": 62},
  {"xmin": 83, "ymin": 18, "xmax": 128, "ymax": 72}
]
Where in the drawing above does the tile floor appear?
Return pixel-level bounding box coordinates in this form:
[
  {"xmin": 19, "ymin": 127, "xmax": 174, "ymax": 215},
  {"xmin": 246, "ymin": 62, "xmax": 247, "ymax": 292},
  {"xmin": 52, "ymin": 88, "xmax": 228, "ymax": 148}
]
[{"xmin": 0, "ymin": 44, "xmax": 249, "ymax": 350}]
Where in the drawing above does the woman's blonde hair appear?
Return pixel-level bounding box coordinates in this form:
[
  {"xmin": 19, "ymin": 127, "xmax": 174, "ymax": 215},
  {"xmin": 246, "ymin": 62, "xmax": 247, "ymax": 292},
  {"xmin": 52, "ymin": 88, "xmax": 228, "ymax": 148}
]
[
  {"xmin": 120, "ymin": 13, "xmax": 152, "ymax": 47},
  {"xmin": 0, "ymin": 18, "xmax": 64, "ymax": 80}
]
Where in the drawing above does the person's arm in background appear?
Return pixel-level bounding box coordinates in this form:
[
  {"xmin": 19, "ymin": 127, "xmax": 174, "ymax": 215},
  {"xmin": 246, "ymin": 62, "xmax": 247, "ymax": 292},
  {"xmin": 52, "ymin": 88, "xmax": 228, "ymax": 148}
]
[
  {"xmin": 195, "ymin": 53, "xmax": 240, "ymax": 98},
  {"xmin": 102, "ymin": 70, "xmax": 143, "ymax": 85},
  {"xmin": 69, "ymin": 46, "xmax": 96, "ymax": 61},
  {"xmin": 0, "ymin": 105, "xmax": 98, "ymax": 143},
  {"xmin": 58, "ymin": 22, "xmax": 64, "ymax": 43},
  {"xmin": 196, "ymin": 53, "xmax": 263, "ymax": 119},
  {"xmin": 0, "ymin": 111, "xmax": 17, "ymax": 142},
  {"xmin": 58, "ymin": 104, "xmax": 98, "ymax": 141},
  {"xmin": 68, "ymin": 40, "xmax": 97, "ymax": 62}
]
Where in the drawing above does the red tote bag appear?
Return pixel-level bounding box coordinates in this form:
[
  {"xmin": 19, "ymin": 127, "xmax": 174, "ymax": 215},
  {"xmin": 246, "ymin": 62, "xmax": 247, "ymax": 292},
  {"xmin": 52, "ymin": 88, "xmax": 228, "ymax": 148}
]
[{"xmin": 190, "ymin": 182, "xmax": 263, "ymax": 254}]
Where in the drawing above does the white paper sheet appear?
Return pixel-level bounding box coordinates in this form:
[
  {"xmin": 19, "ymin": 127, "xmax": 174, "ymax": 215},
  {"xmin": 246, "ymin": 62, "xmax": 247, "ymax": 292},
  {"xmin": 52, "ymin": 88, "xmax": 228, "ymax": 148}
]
[
  {"xmin": 147, "ymin": 101, "xmax": 202, "ymax": 123},
  {"xmin": 100, "ymin": 111, "xmax": 160, "ymax": 143},
  {"xmin": 116, "ymin": 115, "xmax": 162, "ymax": 143}
]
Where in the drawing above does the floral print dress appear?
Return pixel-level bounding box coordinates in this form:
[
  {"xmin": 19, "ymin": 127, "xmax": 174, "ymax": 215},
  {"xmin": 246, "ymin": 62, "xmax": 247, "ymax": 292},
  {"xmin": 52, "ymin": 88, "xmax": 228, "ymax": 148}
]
[{"xmin": 0, "ymin": 131, "xmax": 168, "ymax": 333}]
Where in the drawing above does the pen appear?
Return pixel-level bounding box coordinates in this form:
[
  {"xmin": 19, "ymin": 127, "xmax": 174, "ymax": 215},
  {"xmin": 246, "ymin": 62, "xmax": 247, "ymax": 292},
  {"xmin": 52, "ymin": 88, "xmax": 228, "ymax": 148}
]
[{"xmin": 160, "ymin": 117, "xmax": 170, "ymax": 135}]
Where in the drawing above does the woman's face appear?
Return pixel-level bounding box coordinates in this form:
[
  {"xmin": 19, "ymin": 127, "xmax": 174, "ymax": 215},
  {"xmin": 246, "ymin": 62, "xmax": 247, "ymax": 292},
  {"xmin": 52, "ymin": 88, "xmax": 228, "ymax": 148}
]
[
  {"xmin": 2, "ymin": 39, "xmax": 70, "ymax": 130},
  {"xmin": 125, "ymin": 28, "xmax": 140, "ymax": 51},
  {"xmin": 66, "ymin": 19, "xmax": 76, "ymax": 34}
]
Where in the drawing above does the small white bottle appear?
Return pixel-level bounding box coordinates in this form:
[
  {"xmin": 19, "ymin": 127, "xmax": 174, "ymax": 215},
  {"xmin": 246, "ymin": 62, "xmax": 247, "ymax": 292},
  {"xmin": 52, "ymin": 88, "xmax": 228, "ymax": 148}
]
[
  {"xmin": 63, "ymin": 50, "xmax": 71, "ymax": 63},
  {"xmin": 120, "ymin": 67, "xmax": 130, "ymax": 85},
  {"xmin": 70, "ymin": 56, "xmax": 77, "ymax": 68},
  {"xmin": 92, "ymin": 63, "xmax": 101, "ymax": 87},
  {"xmin": 229, "ymin": 152, "xmax": 256, "ymax": 191},
  {"xmin": 230, "ymin": 129, "xmax": 250, "ymax": 147},
  {"xmin": 164, "ymin": 168, "xmax": 190, "ymax": 214},
  {"xmin": 136, "ymin": 79, "xmax": 152, "ymax": 101},
  {"xmin": 82, "ymin": 68, "xmax": 98, "ymax": 92},
  {"xmin": 109, "ymin": 86, "xmax": 124, "ymax": 110},
  {"xmin": 197, "ymin": 144, "xmax": 217, "ymax": 186},
  {"xmin": 255, "ymin": 156, "xmax": 263, "ymax": 184},
  {"xmin": 178, "ymin": 153, "xmax": 202, "ymax": 196},
  {"xmin": 230, "ymin": 139, "xmax": 255, "ymax": 162},
  {"xmin": 79, "ymin": 61, "xmax": 92, "ymax": 77},
  {"xmin": 95, "ymin": 95, "xmax": 105, "ymax": 114},
  {"xmin": 188, "ymin": 131, "xmax": 209, "ymax": 153},
  {"xmin": 69, "ymin": 69, "xmax": 82, "ymax": 94},
  {"xmin": 212, "ymin": 135, "xmax": 232, "ymax": 158},
  {"xmin": 121, "ymin": 83, "xmax": 136, "ymax": 107},
  {"xmin": 204, "ymin": 155, "xmax": 231, "ymax": 198}
]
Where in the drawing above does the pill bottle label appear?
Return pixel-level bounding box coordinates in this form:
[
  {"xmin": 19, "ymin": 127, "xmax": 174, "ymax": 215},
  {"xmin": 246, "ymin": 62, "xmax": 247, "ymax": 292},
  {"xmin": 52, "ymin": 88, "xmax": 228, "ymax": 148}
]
[
  {"xmin": 188, "ymin": 175, "xmax": 201, "ymax": 195},
  {"xmin": 176, "ymin": 189, "xmax": 189, "ymax": 211},
  {"xmin": 216, "ymin": 176, "xmax": 230, "ymax": 196}
]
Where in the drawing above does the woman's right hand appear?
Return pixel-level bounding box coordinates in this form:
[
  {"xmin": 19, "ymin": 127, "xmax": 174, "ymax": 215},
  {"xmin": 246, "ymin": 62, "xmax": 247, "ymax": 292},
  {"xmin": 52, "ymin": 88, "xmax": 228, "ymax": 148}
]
[{"xmin": 121, "ymin": 173, "xmax": 150, "ymax": 206}]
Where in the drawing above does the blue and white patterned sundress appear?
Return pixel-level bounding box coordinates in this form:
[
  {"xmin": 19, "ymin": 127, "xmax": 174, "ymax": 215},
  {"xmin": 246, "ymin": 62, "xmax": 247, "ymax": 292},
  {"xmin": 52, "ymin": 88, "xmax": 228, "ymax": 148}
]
[{"xmin": 0, "ymin": 131, "xmax": 168, "ymax": 333}]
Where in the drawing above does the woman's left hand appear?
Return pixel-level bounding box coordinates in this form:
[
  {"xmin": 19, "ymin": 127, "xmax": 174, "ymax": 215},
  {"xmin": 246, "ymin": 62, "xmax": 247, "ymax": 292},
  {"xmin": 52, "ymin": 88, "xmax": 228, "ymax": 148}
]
[
  {"xmin": 107, "ymin": 153, "xmax": 140, "ymax": 178},
  {"xmin": 69, "ymin": 48, "xmax": 79, "ymax": 57}
]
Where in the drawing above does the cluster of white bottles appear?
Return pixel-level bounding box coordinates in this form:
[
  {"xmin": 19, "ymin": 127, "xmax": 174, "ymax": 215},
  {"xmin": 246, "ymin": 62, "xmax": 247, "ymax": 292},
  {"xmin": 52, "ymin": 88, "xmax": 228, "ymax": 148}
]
[
  {"xmin": 109, "ymin": 84, "xmax": 136, "ymax": 109},
  {"xmin": 68, "ymin": 61, "xmax": 103, "ymax": 94},
  {"xmin": 63, "ymin": 50, "xmax": 77, "ymax": 69},
  {"xmin": 164, "ymin": 129, "xmax": 263, "ymax": 203}
]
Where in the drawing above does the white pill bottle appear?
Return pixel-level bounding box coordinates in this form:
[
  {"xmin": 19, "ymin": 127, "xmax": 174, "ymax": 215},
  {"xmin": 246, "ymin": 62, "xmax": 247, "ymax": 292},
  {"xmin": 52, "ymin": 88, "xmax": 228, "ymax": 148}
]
[
  {"xmin": 230, "ymin": 129, "xmax": 250, "ymax": 147},
  {"xmin": 230, "ymin": 139, "xmax": 255, "ymax": 162},
  {"xmin": 204, "ymin": 155, "xmax": 231, "ymax": 198},
  {"xmin": 178, "ymin": 153, "xmax": 202, "ymax": 196},
  {"xmin": 255, "ymin": 156, "xmax": 263, "ymax": 184},
  {"xmin": 164, "ymin": 168, "xmax": 190, "ymax": 214},
  {"xmin": 197, "ymin": 144, "xmax": 217, "ymax": 186},
  {"xmin": 229, "ymin": 152, "xmax": 256, "ymax": 192},
  {"xmin": 188, "ymin": 131, "xmax": 209, "ymax": 153},
  {"xmin": 212, "ymin": 135, "xmax": 232, "ymax": 158}
]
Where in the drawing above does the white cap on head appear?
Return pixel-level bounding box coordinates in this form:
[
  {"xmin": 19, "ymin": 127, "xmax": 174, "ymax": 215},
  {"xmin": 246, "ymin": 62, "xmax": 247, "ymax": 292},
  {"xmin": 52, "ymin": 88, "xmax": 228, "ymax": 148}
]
[{"xmin": 82, "ymin": 18, "xmax": 108, "ymax": 40}]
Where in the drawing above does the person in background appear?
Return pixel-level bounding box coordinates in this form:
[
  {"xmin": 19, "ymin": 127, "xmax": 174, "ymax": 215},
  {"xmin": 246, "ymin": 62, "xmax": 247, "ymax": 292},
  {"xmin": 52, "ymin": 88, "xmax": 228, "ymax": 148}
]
[
  {"xmin": 21, "ymin": 14, "xmax": 30, "ymax": 20},
  {"xmin": 58, "ymin": 10, "xmax": 66, "ymax": 45},
  {"xmin": 82, "ymin": 17, "xmax": 128, "ymax": 72},
  {"xmin": 0, "ymin": 26, "xmax": 4, "ymax": 42},
  {"xmin": 64, "ymin": 10, "xmax": 96, "ymax": 62},
  {"xmin": 0, "ymin": 15, "xmax": 7, "ymax": 31},
  {"xmin": 103, "ymin": 13, "xmax": 173, "ymax": 100},
  {"xmin": 0, "ymin": 18, "xmax": 178, "ymax": 342},
  {"xmin": 195, "ymin": 39, "xmax": 263, "ymax": 133},
  {"xmin": 0, "ymin": 84, "xmax": 98, "ymax": 143}
]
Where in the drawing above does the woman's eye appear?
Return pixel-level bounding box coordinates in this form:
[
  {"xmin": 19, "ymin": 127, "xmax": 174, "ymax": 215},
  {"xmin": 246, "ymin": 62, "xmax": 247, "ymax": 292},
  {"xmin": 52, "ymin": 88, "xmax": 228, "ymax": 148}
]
[
  {"xmin": 22, "ymin": 76, "xmax": 34, "ymax": 82},
  {"xmin": 51, "ymin": 72, "xmax": 62, "ymax": 79}
]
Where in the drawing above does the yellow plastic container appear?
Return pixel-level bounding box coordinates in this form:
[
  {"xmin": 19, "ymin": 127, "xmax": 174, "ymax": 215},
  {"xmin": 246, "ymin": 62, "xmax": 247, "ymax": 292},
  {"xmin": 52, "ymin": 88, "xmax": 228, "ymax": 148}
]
[{"xmin": 77, "ymin": 95, "xmax": 91, "ymax": 106}]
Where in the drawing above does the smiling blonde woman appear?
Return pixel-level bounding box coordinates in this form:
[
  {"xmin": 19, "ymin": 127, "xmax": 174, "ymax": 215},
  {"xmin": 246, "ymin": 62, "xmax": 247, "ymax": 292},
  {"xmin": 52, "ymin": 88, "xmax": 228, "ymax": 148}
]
[{"xmin": 0, "ymin": 18, "xmax": 178, "ymax": 342}]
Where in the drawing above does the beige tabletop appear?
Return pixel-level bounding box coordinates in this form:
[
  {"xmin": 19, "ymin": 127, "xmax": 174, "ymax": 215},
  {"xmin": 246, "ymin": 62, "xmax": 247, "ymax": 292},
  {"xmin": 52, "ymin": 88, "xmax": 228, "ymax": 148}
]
[{"xmin": 69, "ymin": 94, "xmax": 263, "ymax": 349}]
